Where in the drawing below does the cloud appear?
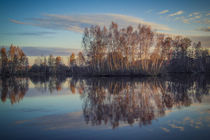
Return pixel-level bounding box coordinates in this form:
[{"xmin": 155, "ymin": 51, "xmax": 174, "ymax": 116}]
[
  {"xmin": 169, "ymin": 10, "xmax": 184, "ymax": 17},
  {"xmin": 9, "ymin": 19, "xmax": 27, "ymax": 25},
  {"xmin": 9, "ymin": 13, "xmax": 171, "ymax": 33},
  {"xmin": 204, "ymin": 19, "xmax": 210, "ymax": 24},
  {"xmin": 190, "ymin": 18, "xmax": 210, "ymax": 25},
  {"xmin": 188, "ymin": 35, "xmax": 210, "ymax": 48},
  {"xmin": 0, "ymin": 31, "xmax": 56, "ymax": 36},
  {"xmin": 197, "ymin": 27, "xmax": 210, "ymax": 32},
  {"xmin": 175, "ymin": 14, "xmax": 202, "ymax": 24},
  {"xmin": 183, "ymin": 19, "xmax": 190, "ymax": 24},
  {"xmin": 184, "ymin": 15, "xmax": 201, "ymax": 24},
  {"xmin": 192, "ymin": 12, "xmax": 200, "ymax": 16},
  {"xmin": 9, "ymin": 19, "xmax": 37, "ymax": 26},
  {"xmin": 19, "ymin": 47, "xmax": 81, "ymax": 56},
  {"xmin": 159, "ymin": 10, "xmax": 169, "ymax": 14},
  {"xmin": 193, "ymin": 16, "xmax": 201, "ymax": 19},
  {"xmin": 174, "ymin": 16, "xmax": 190, "ymax": 24},
  {"xmin": 189, "ymin": 12, "xmax": 200, "ymax": 17}
]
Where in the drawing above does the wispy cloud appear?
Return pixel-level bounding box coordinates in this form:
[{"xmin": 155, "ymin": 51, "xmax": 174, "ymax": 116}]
[
  {"xmin": 0, "ymin": 31, "xmax": 56, "ymax": 36},
  {"xmin": 197, "ymin": 27, "xmax": 210, "ymax": 32},
  {"xmin": 189, "ymin": 35, "xmax": 210, "ymax": 48},
  {"xmin": 9, "ymin": 13, "xmax": 171, "ymax": 33},
  {"xmin": 159, "ymin": 10, "xmax": 169, "ymax": 14},
  {"xmin": 9, "ymin": 19, "xmax": 37, "ymax": 26},
  {"xmin": 165, "ymin": 11, "xmax": 210, "ymax": 26},
  {"xmin": 182, "ymin": 19, "xmax": 190, "ymax": 24},
  {"xmin": 169, "ymin": 10, "xmax": 184, "ymax": 17},
  {"xmin": 189, "ymin": 12, "xmax": 200, "ymax": 17},
  {"xmin": 185, "ymin": 15, "xmax": 201, "ymax": 23},
  {"xmin": 192, "ymin": 12, "xmax": 200, "ymax": 16},
  {"xmin": 174, "ymin": 14, "xmax": 202, "ymax": 24},
  {"xmin": 204, "ymin": 18, "xmax": 210, "ymax": 24},
  {"xmin": 192, "ymin": 18, "xmax": 210, "ymax": 25},
  {"xmin": 9, "ymin": 19, "xmax": 27, "ymax": 25}
]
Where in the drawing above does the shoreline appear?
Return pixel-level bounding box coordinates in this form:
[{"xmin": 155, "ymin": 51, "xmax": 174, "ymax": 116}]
[{"xmin": 0, "ymin": 72, "xmax": 209, "ymax": 78}]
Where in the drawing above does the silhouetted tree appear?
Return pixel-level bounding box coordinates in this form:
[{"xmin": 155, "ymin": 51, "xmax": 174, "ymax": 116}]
[{"xmin": 70, "ymin": 53, "xmax": 76, "ymax": 66}]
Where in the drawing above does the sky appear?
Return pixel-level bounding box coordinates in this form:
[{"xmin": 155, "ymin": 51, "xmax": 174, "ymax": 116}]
[{"xmin": 0, "ymin": 0, "xmax": 210, "ymax": 49}]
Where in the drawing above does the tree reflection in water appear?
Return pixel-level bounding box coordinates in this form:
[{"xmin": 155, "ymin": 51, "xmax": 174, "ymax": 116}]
[
  {"xmin": 80, "ymin": 76, "xmax": 209, "ymax": 128},
  {"xmin": 0, "ymin": 77, "xmax": 29, "ymax": 104},
  {"xmin": 0, "ymin": 75, "xmax": 209, "ymax": 128}
]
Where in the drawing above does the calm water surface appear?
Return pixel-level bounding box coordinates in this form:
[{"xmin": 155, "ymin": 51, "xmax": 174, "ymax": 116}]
[{"xmin": 0, "ymin": 75, "xmax": 210, "ymax": 140}]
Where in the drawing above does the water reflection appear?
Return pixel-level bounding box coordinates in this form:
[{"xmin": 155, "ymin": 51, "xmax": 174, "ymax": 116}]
[
  {"xmin": 0, "ymin": 77, "xmax": 29, "ymax": 104},
  {"xmin": 0, "ymin": 75, "xmax": 209, "ymax": 128},
  {"xmin": 80, "ymin": 76, "xmax": 209, "ymax": 128}
]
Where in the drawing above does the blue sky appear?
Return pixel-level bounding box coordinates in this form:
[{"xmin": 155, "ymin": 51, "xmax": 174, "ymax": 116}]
[{"xmin": 0, "ymin": 0, "xmax": 210, "ymax": 48}]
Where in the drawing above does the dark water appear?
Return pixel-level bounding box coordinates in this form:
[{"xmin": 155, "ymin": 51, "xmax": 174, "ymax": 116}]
[{"xmin": 0, "ymin": 75, "xmax": 210, "ymax": 140}]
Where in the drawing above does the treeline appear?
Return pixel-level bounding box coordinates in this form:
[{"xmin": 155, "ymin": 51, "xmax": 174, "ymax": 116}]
[
  {"xmin": 29, "ymin": 51, "xmax": 86, "ymax": 75},
  {"xmin": 0, "ymin": 45, "xmax": 86, "ymax": 76},
  {"xmin": 0, "ymin": 22, "xmax": 210, "ymax": 76},
  {"xmin": 82, "ymin": 22, "xmax": 210, "ymax": 75}
]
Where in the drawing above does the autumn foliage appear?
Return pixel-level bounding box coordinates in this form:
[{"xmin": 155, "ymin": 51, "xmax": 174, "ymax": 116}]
[
  {"xmin": 0, "ymin": 45, "xmax": 29, "ymax": 75},
  {"xmin": 82, "ymin": 22, "xmax": 209, "ymax": 75},
  {"xmin": 0, "ymin": 22, "xmax": 209, "ymax": 76}
]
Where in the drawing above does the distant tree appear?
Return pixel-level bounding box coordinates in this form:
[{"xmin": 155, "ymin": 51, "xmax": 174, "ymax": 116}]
[
  {"xmin": 48, "ymin": 54, "xmax": 55, "ymax": 67},
  {"xmin": 0, "ymin": 48, "xmax": 8, "ymax": 74},
  {"xmin": 70, "ymin": 53, "xmax": 76, "ymax": 66},
  {"xmin": 55, "ymin": 56, "xmax": 62, "ymax": 67},
  {"xmin": 195, "ymin": 41, "xmax": 202, "ymax": 58},
  {"xmin": 77, "ymin": 52, "xmax": 85, "ymax": 66},
  {"xmin": 48, "ymin": 54, "xmax": 56, "ymax": 73},
  {"xmin": 0, "ymin": 45, "xmax": 29, "ymax": 75},
  {"xmin": 34, "ymin": 57, "xmax": 42, "ymax": 66},
  {"xmin": 180, "ymin": 38, "xmax": 191, "ymax": 59}
]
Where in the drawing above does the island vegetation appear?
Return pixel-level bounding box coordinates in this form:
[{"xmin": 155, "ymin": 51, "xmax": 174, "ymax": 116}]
[{"xmin": 0, "ymin": 22, "xmax": 210, "ymax": 77}]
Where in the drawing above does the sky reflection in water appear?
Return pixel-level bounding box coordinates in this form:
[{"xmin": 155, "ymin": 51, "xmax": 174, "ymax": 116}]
[{"xmin": 0, "ymin": 75, "xmax": 210, "ymax": 140}]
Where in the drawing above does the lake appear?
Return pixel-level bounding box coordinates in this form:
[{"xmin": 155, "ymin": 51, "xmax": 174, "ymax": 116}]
[{"xmin": 0, "ymin": 75, "xmax": 210, "ymax": 140}]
